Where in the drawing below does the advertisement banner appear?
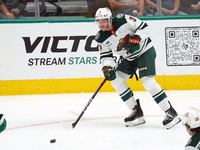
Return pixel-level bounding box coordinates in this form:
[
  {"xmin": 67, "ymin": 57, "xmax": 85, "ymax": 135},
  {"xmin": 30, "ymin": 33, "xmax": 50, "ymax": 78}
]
[
  {"xmin": 0, "ymin": 19, "xmax": 200, "ymax": 81},
  {"xmin": 0, "ymin": 22, "xmax": 103, "ymax": 80}
]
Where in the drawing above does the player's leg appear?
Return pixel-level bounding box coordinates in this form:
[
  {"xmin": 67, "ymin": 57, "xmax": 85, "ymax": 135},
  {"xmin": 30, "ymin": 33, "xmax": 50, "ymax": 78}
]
[
  {"xmin": 138, "ymin": 46, "xmax": 181, "ymax": 129},
  {"xmin": 141, "ymin": 76, "xmax": 181, "ymax": 129},
  {"xmin": 112, "ymin": 60, "xmax": 145, "ymax": 126},
  {"xmin": 111, "ymin": 70, "xmax": 136, "ymax": 109}
]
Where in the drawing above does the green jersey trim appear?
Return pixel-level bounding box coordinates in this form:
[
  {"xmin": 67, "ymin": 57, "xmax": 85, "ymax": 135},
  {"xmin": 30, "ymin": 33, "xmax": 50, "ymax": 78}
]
[
  {"xmin": 95, "ymin": 31, "xmax": 112, "ymax": 43},
  {"xmin": 100, "ymin": 50, "xmax": 114, "ymax": 60},
  {"xmin": 186, "ymin": 132, "xmax": 200, "ymax": 148},
  {"xmin": 136, "ymin": 22, "xmax": 148, "ymax": 31},
  {"xmin": 112, "ymin": 14, "xmax": 127, "ymax": 31}
]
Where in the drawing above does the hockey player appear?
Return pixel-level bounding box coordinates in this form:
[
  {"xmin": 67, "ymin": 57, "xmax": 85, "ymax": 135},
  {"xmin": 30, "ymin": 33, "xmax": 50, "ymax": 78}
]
[
  {"xmin": 182, "ymin": 110, "xmax": 200, "ymax": 150},
  {"xmin": 0, "ymin": 114, "xmax": 6, "ymax": 133},
  {"xmin": 94, "ymin": 7, "xmax": 181, "ymax": 129}
]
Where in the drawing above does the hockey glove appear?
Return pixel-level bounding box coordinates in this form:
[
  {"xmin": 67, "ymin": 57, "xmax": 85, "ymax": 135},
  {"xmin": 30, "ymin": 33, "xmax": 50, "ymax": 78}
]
[
  {"xmin": 102, "ymin": 66, "xmax": 116, "ymax": 81},
  {"xmin": 126, "ymin": 35, "xmax": 141, "ymax": 54}
]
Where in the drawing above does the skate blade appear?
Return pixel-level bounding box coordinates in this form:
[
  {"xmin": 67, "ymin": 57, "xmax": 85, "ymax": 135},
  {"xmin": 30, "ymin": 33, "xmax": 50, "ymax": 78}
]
[
  {"xmin": 125, "ymin": 117, "xmax": 146, "ymax": 127},
  {"xmin": 165, "ymin": 116, "xmax": 181, "ymax": 129}
]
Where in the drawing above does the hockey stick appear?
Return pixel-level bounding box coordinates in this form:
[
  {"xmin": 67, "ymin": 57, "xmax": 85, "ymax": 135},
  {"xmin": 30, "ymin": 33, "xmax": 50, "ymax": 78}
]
[{"xmin": 72, "ymin": 77, "xmax": 108, "ymax": 128}]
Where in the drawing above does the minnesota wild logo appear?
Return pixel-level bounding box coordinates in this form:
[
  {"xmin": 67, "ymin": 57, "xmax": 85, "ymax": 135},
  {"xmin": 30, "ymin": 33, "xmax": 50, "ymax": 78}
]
[
  {"xmin": 116, "ymin": 14, "xmax": 124, "ymax": 19},
  {"xmin": 117, "ymin": 34, "xmax": 129, "ymax": 51},
  {"xmin": 95, "ymin": 32, "xmax": 100, "ymax": 40}
]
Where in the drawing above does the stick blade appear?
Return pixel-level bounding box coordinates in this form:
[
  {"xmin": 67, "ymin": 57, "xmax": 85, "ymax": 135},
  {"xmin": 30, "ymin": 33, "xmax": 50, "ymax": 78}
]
[{"xmin": 61, "ymin": 121, "xmax": 73, "ymax": 129}]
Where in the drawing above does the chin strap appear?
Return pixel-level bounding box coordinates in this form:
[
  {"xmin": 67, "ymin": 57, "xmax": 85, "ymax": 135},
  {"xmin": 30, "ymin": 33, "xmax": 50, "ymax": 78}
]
[{"xmin": 187, "ymin": 127, "xmax": 191, "ymax": 134}]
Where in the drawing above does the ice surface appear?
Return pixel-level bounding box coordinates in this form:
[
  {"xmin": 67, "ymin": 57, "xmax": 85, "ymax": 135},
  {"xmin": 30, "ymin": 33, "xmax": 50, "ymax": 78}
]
[{"xmin": 0, "ymin": 90, "xmax": 200, "ymax": 150}]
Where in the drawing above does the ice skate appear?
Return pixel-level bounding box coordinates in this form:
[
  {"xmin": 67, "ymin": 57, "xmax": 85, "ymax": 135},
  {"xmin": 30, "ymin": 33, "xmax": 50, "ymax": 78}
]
[
  {"xmin": 163, "ymin": 104, "xmax": 181, "ymax": 129},
  {"xmin": 124, "ymin": 99, "xmax": 146, "ymax": 127}
]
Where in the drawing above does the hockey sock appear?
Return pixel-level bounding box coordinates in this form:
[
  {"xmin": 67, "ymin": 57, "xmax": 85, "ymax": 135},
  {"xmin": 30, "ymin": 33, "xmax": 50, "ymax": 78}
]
[
  {"xmin": 111, "ymin": 71, "xmax": 137, "ymax": 109},
  {"xmin": 142, "ymin": 76, "xmax": 170, "ymax": 112},
  {"xmin": 158, "ymin": 98, "xmax": 171, "ymax": 112},
  {"xmin": 120, "ymin": 88, "xmax": 137, "ymax": 109}
]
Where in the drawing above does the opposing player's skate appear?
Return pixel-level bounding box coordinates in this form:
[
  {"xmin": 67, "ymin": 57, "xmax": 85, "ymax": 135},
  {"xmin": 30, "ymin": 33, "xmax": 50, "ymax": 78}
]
[
  {"xmin": 124, "ymin": 99, "xmax": 146, "ymax": 127},
  {"xmin": 163, "ymin": 103, "xmax": 181, "ymax": 129}
]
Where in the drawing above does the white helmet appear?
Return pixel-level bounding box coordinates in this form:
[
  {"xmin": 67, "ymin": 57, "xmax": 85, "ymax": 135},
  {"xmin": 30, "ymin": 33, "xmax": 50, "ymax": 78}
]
[
  {"xmin": 95, "ymin": 7, "xmax": 112, "ymax": 23},
  {"xmin": 182, "ymin": 110, "xmax": 200, "ymax": 129}
]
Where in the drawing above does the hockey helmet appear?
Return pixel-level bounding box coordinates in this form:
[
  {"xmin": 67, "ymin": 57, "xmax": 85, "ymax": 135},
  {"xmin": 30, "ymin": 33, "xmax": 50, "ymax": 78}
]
[
  {"xmin": 182, "ymin": 110, "xmax": 200, "ymax": 129},
  {"xmin": 95, "ymin": 7, "xmax": 112, "ymax": 23}
]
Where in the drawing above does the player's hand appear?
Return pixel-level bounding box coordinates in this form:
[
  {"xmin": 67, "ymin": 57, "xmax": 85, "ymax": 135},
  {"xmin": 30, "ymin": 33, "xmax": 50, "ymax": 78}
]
[
  {"xmin": 102, "ymin": 66, "xmax": 116, "ymax": 81},
  {"xmin": 126, "ymin": 35, "xmax": 141, "ymax": 54}
]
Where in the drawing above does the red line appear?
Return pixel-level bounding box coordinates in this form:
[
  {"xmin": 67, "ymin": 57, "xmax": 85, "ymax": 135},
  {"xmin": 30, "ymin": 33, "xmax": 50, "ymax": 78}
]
[
  {"xmin": 5, "ymin": 115, "xmax": 167, "ymax": 131},
  {"xmin": 6, "ymin": 121, "xmax": 62, "ymax": 130},
  {"xmin": 190, "ymin": 107, "xmax": 200, "ymax": 112}
]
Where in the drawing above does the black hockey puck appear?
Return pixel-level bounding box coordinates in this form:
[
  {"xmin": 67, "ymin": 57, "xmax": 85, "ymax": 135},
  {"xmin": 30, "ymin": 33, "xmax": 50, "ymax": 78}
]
[{"xmin": 50, "ymin": 139, "xmax": 56, "ymax": 143}]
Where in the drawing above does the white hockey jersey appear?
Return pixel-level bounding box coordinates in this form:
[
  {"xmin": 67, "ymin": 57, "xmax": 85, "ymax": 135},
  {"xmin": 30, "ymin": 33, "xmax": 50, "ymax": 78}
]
[{"xmin": 95, "ymin": 14, "xmax": 153, "ymax": 67}]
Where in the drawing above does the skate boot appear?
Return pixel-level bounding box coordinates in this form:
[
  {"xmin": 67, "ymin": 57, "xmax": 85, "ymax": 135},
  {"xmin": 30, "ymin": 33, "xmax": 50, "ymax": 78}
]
[
  {"xmin": 124, "ymin": 99, "xmax": 146, "ymax": 127},
  {"xmin": 163, "ymin": 103, "xmax": 181, "ymax": 129}
]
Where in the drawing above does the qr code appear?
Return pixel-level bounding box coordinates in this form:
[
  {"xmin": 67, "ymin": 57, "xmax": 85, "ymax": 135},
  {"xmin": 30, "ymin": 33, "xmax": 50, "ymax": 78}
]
[{"xmin": 165, "ymin": 27, "xmax": 200, "ymax": 66}]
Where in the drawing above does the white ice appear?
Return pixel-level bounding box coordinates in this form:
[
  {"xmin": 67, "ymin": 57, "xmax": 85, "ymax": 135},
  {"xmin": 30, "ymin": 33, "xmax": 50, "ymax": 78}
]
[{"xmin": 0, "ymin": 90, "xmax": 200, "ymax": 150}]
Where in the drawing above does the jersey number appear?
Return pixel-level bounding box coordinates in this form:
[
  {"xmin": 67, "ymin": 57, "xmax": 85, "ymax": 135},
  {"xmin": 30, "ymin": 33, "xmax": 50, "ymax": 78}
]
[{"xmin": 129, "ymin": 16, "xmax": 136, "ymax": 22}]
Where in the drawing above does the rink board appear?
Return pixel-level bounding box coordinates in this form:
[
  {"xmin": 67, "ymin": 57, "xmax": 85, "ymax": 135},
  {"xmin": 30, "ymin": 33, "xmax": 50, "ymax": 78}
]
[
  {"xmin": 0, "ymin": 16, "xmax": 200, "ymax": 95},
  {"xmin": 0, "ymin": 75, "xmax": 200, "ymax": 95}
]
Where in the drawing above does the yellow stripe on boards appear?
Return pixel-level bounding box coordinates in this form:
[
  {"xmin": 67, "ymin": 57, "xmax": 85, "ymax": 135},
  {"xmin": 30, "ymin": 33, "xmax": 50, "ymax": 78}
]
[
  {"xmin": 0, "ymin": 78, "xmax": 114, "ymax": 96},
  {"xmin": 0, "ymin": 75, "xmax": 200, "ymax": 95}
]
